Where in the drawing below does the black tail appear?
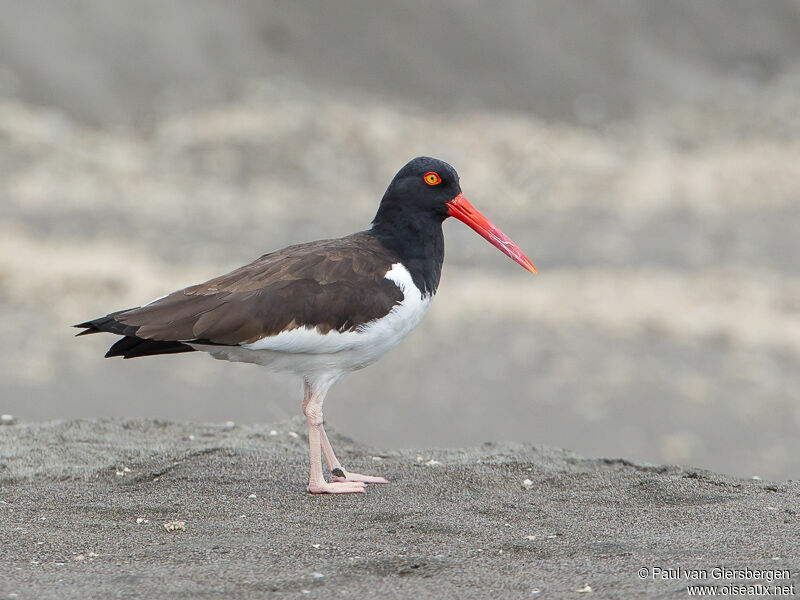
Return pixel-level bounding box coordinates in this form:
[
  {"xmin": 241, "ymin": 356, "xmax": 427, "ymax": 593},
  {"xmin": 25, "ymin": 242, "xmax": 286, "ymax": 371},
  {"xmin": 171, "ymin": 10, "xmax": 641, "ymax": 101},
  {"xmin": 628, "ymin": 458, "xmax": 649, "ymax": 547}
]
[
  {"xmin": 74, "ymin": 310, "xmax": 138, "ymax": 337},
  {"xmin": 74, "ymin": 312, "xmax": 197, "ymax": 359}
]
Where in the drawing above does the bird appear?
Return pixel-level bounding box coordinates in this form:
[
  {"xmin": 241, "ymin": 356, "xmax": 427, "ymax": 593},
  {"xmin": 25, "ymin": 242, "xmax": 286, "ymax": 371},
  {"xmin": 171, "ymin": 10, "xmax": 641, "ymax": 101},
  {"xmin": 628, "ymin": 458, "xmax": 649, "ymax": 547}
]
[{"xmin": 75, "ymin": 156, "xmax": 536, "ymax": 494}]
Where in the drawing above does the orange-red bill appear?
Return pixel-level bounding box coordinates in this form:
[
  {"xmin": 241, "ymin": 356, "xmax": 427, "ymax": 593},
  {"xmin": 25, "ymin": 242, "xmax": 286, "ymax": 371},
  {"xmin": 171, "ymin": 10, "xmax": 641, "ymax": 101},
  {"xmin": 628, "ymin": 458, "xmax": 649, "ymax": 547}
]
[{"xmin": 446, "ymin": 193, "xmax": 537, "ymax": 274}]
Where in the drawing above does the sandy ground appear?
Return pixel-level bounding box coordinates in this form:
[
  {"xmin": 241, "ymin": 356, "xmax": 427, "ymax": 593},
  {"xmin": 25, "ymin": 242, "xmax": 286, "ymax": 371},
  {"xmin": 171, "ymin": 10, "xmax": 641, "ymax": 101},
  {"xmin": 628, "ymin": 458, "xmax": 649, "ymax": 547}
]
[{"xmin": 1, "ymin": 418, "xmax": 798, "ymax": 599}]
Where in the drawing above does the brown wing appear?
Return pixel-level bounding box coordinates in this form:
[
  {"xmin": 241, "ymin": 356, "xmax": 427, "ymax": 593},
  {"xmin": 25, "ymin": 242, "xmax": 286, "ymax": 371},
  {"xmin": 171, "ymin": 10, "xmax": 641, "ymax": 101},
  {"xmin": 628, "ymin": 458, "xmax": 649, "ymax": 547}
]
[{"xmin": 77, "ymin": 232, "xmax": 405, "ymax": 350}]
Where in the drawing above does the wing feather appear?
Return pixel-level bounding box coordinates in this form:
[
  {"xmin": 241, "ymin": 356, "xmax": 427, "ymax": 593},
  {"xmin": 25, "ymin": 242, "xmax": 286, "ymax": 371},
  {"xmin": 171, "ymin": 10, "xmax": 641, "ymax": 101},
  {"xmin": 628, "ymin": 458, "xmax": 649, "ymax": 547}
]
[{"xmin": 78, "ymin": 232, "xmax": 405, "ymax": 349}]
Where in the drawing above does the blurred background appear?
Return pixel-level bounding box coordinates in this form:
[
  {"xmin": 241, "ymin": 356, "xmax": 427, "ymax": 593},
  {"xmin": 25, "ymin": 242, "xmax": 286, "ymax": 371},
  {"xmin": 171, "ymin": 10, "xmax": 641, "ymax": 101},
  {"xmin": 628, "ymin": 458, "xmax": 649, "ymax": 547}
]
[{"xmin": 1, "ymin": 0, "xmax": 799, "ymax": 479}]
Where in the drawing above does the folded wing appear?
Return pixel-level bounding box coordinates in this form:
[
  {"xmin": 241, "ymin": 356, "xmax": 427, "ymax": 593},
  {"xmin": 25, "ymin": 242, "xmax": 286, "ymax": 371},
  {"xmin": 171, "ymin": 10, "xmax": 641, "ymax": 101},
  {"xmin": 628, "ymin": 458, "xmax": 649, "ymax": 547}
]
[{"xmin": 74, "ymin": 233, "xmax": 404, "ymax": 358}]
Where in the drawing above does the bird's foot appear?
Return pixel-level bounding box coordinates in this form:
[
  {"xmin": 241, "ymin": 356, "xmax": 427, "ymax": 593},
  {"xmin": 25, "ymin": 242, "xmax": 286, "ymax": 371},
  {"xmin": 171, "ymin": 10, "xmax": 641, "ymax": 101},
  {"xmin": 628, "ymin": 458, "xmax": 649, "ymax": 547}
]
[
  {"xmin": 307, "ymin": 480, "xmax": 366, "ymax": 494},
  {"xmin": 331, "ymin": 467, "xmax": 389, "ymax": 484}
]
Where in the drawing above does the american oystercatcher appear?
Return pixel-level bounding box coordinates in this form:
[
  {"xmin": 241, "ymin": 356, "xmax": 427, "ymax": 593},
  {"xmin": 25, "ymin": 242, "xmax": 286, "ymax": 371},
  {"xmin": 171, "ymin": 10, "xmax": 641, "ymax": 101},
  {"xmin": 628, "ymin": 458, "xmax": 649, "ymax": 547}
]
[{"xmin": 75, "ymin": 157, "xmax": 536, "ymax": 494}]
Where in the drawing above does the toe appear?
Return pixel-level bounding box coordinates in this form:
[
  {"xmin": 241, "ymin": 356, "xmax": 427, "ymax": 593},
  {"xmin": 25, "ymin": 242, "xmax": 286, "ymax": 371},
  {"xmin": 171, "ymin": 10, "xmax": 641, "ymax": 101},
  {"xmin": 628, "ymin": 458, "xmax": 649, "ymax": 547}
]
[
  {"xmin": 307, "ymin": 481, "xmax": 366, "ymax": 494},
  {"xmin": 332, "ymin": 472, "xmax": 389, "ymax": 484}
]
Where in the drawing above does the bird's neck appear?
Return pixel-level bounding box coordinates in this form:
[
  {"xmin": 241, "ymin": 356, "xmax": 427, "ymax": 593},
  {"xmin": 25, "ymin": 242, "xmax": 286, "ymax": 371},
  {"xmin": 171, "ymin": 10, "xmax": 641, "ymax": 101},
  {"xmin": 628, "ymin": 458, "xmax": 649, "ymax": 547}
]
[{"xmin": 370, "ymin": 209, "xmax": 445, "ymax": 297}]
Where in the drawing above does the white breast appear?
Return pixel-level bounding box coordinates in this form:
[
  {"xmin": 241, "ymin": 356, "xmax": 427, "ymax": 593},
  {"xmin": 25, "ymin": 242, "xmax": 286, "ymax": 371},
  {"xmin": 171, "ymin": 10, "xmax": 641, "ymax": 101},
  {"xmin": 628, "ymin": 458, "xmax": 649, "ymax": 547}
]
[{"xmin": 193, "ymin": 263, "xmax": 432, "ymax": 376}]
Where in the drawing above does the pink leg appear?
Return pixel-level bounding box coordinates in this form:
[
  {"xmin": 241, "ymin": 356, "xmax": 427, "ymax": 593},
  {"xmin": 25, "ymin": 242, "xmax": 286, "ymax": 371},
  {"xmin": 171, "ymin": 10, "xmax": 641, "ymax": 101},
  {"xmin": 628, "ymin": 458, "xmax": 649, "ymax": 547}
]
[
  {"xmin": 320, "ymin": 425, "xmax": 389, "ymax": 484},
  {"xmin": 303, "ymin": 379, "xmax": 365, "ymax": 494}
]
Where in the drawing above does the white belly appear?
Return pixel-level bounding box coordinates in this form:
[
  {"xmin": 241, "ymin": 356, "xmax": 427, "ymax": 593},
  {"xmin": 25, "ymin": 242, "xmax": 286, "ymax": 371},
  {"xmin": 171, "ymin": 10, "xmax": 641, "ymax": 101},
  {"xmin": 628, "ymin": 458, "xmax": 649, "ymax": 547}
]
[{"xmin": 190, "ymin": 263, "xmax": 432, "ymax": 377}]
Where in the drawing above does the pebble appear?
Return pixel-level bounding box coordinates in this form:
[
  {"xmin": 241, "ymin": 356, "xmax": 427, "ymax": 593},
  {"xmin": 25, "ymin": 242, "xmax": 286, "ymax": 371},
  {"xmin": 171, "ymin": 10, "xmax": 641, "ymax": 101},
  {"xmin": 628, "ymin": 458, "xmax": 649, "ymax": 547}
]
[
  {"xmin": 1, "ymin": 414, "xmax": 17, "ymax": 425},
  {"xmin": 288, "ymin": 431, "xmax": 299, "ymax": 439},
  {"xmin": 577, "ymin": 585, "xmax": 593, "ymax": 593},
  {"xmin": 522, "ymin": 479, "xmax": 534, "ymax": 489},
  {"xmin": 248, "ymin": 494, "xmax": 257, "ymax": 499},
  {"xmin": 136, "ymin": 518, "xmax": 149, "ymax": 524},
  {"xmin": 163, "ymin": 520, "xmax": 186, "ymax": 533}
]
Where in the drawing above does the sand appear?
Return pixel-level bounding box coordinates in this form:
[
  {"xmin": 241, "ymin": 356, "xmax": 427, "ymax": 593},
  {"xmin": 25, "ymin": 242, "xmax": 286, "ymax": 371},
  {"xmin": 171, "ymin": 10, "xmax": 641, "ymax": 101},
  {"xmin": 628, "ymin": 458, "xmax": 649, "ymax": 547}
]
[{"xmin": 1, "ymin": 418, "xmax": 798, "ymax": 599}]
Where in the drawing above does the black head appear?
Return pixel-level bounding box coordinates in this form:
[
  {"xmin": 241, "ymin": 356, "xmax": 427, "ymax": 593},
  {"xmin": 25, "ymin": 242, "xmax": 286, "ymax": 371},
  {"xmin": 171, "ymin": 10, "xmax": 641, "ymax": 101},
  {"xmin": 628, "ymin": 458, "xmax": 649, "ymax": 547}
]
[
  {"xmin": 371, "ymin": 156, "xmax": 537, "ymax": 285},
  {"xmin": 372, "ymin": 156, "xmax": 462, "ymax": 226}
]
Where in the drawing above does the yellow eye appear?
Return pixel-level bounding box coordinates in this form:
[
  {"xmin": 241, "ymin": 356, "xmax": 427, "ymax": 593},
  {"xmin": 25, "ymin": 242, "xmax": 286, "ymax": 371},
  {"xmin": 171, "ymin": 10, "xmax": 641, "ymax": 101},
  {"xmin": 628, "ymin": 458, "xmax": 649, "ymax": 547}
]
[{"xmin": 423, "ymin": 171, "xmax": 442, "ymax": 186}]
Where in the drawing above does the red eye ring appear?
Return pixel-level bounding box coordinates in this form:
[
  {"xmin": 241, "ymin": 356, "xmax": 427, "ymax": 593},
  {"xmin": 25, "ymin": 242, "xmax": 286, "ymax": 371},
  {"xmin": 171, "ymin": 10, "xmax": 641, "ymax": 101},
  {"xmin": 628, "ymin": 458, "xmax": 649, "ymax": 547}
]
[{"xmin": 423, "ymin": 171, "xmax": 442, "ymax": 186}]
